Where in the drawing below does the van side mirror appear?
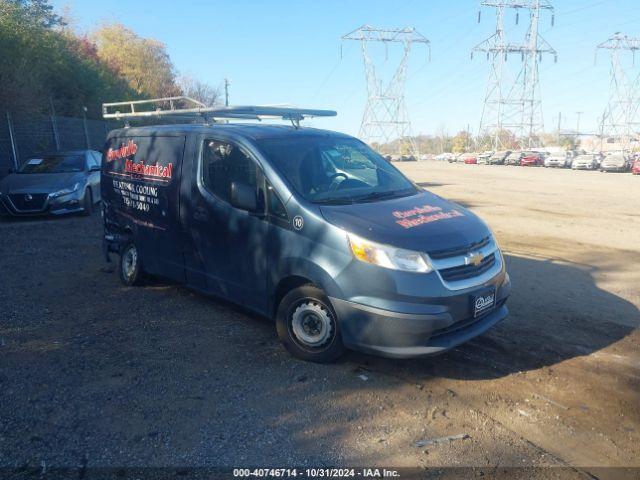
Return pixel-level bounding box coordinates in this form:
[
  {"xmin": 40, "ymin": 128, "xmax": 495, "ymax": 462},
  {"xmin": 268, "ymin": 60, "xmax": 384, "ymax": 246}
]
[{"xmin": 230, "ymin": 181, "xmax": 258, "ymax": 212}]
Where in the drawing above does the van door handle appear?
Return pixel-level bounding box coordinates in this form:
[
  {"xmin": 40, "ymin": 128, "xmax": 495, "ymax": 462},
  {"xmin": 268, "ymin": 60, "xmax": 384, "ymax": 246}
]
[{"xmin": 193, "ymin": 206, "xmax": 209, "ymax": 222}]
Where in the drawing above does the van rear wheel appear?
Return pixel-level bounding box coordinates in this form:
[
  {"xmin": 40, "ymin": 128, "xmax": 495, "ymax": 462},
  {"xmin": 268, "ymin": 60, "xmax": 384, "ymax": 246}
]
[
  {"xmin": 276, "ymin": 285, "xmax": 344, "ymax": 363},
  {"xmin": 119, "ymin": 243, "xmax": 144, "ymax": 286}
]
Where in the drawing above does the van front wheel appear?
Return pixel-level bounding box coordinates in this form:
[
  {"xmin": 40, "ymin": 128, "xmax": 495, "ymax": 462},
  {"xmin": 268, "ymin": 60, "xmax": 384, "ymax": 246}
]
[
  {"xmin": 276, "ymin": 285, "xmax": 344, "ymax": 363},
  {"xmin": 119, "ymin": 243, "xmax": 144, "ymax": 286}
]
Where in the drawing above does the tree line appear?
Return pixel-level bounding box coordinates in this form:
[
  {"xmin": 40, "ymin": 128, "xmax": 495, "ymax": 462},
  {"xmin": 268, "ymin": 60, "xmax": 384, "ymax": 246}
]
[
  {"xmin": 374, "ymin": 129, "xmax": 581, "ymax": 155},
  {"xmin": 0, "ymin": 0, "xmax": 220, "ymax": 120}
]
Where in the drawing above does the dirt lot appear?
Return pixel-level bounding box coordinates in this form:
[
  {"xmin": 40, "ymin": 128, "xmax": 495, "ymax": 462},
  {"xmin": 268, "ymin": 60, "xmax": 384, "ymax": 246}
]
[{"xmin": 1, "ymin": 162, "xmax": 638, "ymax": 478}]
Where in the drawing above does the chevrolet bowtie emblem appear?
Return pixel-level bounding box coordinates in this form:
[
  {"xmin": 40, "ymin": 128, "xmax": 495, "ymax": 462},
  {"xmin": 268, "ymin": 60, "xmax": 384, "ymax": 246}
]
[{"xmin": 465, "ymin": 251, "xmax": 484, "ymax": 267}]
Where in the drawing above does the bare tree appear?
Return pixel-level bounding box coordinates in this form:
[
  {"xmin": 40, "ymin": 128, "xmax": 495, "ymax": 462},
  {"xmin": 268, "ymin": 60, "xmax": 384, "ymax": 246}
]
[{"xmin": 178, "ymin": 75, "xmax": 221, "ymax": 107}]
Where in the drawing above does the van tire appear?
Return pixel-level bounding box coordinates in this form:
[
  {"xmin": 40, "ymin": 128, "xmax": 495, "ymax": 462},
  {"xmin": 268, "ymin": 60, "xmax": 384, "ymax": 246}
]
[
  {"xmin": 119, "ymin": 242, "xmax": 144, "ymax": 286},
  {"xmin": 82, "ymin": 189, "xmax": 92, "ymax": 216},
  {"xmin": 276, "ymin": 285, "xmax": 344, "ymax": 363}
]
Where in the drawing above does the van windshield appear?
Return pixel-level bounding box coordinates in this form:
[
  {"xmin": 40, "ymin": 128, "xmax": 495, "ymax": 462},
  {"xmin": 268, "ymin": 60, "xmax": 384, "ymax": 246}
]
[{"xmin": 257, "ymin": 136, "xmax": 417, "ymax": 204}]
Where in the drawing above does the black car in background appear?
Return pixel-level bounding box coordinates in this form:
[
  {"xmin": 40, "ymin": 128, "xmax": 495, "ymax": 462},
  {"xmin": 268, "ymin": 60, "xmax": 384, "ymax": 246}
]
[{"xmin": 0, "ymin": 150, "xmax": 102, "ymax": 217}]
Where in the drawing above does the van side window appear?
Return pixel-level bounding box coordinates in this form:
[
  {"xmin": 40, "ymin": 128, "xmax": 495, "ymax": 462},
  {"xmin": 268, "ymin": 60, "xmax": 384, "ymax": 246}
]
[
  {"xmin": 266, "ymin": 181, "xmax": 288, "ymax": 220},
  {"xmin": 202, "ymin": 140, "xmax": 258, "ymax": 204}
]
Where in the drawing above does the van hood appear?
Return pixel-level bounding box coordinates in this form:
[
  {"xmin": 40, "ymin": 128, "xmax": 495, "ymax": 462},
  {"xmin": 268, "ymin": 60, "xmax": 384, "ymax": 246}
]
[
  {"xmin": 319, "ymin": 190, "xmax": 491, "ymax": 254},
  {"xmin": 0, "ymin": 172, "xmax": 82, "ymax": 194}
]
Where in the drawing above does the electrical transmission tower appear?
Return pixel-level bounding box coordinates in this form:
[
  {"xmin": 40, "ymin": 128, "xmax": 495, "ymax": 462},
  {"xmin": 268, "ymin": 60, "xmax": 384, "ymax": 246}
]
[
  {"xmin": 342, "ymin": 25, "xmax": 429, "ymax": 156},
  {"xmin": 473, "ymin": 1, "xmax": 557, "ymax": 150},
  {"xmin": 596, "ymin": 32, "xmax": 640, "ymax": 151}
]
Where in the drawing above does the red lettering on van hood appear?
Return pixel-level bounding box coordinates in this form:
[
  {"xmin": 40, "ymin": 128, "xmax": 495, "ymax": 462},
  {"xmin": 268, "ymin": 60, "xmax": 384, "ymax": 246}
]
[{"xmin": 318, "ymin": 191, "xmax": 488, "ymax": 253}]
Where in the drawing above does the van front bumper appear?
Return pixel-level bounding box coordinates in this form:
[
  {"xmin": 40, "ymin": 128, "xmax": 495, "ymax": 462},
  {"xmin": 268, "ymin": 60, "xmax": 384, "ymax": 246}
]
[{"xmin": 329, "ymin": 280, "xmax": 510, "ymax": 358}]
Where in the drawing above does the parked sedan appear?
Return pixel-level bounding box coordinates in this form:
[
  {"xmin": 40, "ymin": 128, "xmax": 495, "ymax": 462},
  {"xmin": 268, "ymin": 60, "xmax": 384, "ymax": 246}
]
[
  {"xmin": 487, "ymin": 150, "xmax": 511, "ymax": 165},
  {"xmin": 504, "ymin": 151, "xmax": 524, "ymax": 165},
  {"xmin": 477, "ymin": 151, "xmax": 494, "ymax": 164},
  {"xmin": 435, "ymin": 152, "xmax": 455, "ymax": 162},
  {"xmin": 632, "ymin": 159, "xmax": 640, "ymax": 175},
  {"xmin": 571, "ymin": 154, "xmax": 598, "ymax": 171},
  {"xmin": 463, "ymin": 153, "xmax": 478, "ymax": 164},
  {"xmin": 520, "ymin": 152, "xmax": 544, "ymax": 167},
  {"xmin": 600, "ymin": 153, "xmax": 629, "ymax": 172},
  {"xmin": 544, "ymin": 153, "xmax": 570, "ymax": 168},
  {"xmin": 0, "ymin": 150, "xmax": 102, "ymax": 217}
]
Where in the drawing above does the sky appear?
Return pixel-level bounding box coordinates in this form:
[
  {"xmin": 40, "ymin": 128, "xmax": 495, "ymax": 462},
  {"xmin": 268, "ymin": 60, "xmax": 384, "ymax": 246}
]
[{"xmin": 52, "ymin": 0, "xmax": 640, "ymax": 138}]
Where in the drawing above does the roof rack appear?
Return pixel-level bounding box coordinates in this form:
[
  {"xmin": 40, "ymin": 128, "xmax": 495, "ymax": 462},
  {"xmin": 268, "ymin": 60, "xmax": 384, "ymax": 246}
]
[{"xmin": 102, "ymin": 96, "xmax": 337, "ymax": 128}]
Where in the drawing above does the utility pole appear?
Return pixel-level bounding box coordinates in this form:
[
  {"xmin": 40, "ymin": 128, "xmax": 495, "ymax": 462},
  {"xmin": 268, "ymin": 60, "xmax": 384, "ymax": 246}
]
[
  {"xmin": 6, "ymin": 111, "xmax": 18, "ymax": 170},
  {"xmin": 473, "ymin": 0, "xmax": 557, "ymax": 150},
  {"xmin": 599, "ymin": 112, "xmax": 606, "ymax": 151},
  {"xmin": 342, "ymin": 25, "xmax": 430, "ymax": 157},
  {"xmin": 575, "ymin": 111, "xmax": 583, "ymax": 135},
  {"xmin": 224, "ymin": 78, "xmax": 230, "ymax": 106},
  {"xmin": 557, "ymin": 112, "xmax": 562, "ymax": 143},
  {"xmin": 49, "ymin": 96, "xmax": 60, "ymax": 150},
  {"xmin": 596, "ymin": 32, "xmax": 640, "ymax": 151},
  {"xmin": 82, "ymin": 106, "xmax": 90, "ymax": 149}
]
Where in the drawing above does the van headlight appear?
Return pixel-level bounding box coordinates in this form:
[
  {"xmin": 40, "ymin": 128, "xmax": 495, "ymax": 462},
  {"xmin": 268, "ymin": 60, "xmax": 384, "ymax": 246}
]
[
  {"xmin": 347, "ymin": 233, "xmax": 433, "ymax": 273},
  {"xmin": 51, "ymin": 183, "xmax": 80, "ymax": 198}
]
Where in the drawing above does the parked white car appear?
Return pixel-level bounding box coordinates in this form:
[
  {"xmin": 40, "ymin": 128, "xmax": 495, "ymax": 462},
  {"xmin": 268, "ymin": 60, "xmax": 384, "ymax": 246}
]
[
  {"xmin": 477, "ymin": 151, "xmax": 494, "ymax": 165},
  {"xmin": 435, "ymin": 152, "xmax": 455, "ymax": 162},
  {"xmin": 600, "ymin": 153, "xmax": 629, "ymax": 172},
  {"xmin": 571, "ymin": 154, "xmax": 598, "ymax": 170},
  {"xmin": 544, "ymin": 154, "xmax": 569, "ymax": 168}
]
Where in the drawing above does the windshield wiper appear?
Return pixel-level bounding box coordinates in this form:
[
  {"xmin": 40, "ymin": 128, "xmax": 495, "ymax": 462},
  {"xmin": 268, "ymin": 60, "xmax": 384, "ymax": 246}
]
[
  {"xmin": 351, "ymin": 189, "xmax": 414, "ymax": 203},
  {"xmin": 312, "ymin": 197, "xmax": 355, "ymax": 205}
]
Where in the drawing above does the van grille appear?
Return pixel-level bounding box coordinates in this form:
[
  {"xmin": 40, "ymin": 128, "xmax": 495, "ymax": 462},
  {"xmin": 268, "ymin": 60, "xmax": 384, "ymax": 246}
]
[
  {"xmin": 8, "ymin": 193, "xmax": 48, "ymax": 211},
  {"xmin": 428, "ymin": 236, "xmax": 490, "ymax": 260},
  {"xmin": 439, "ymin": 253, "xmax": 496, "ymax": 282}
]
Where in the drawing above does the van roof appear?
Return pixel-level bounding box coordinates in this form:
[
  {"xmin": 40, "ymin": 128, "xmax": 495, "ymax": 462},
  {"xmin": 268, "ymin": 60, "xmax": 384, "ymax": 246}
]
[{"xmin": 107, "ymin": 123, "xmax": 351, "ymax": 141}]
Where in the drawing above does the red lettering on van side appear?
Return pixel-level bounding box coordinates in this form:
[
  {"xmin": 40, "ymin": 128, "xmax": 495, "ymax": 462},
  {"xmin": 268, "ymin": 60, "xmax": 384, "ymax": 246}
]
[
  {"xmin": 124, "ymin": 159, "xmax": 173, "ymax": 180},
  {"xmin": 107, "ymin": 140, "xmax": 138, "ymax": 162}
]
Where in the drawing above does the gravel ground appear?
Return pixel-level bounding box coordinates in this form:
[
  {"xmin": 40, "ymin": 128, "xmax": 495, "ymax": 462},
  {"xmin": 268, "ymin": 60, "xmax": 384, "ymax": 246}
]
[{"xmin": 0, "ymin": 162, "xmax": 638, "ymax": 479}]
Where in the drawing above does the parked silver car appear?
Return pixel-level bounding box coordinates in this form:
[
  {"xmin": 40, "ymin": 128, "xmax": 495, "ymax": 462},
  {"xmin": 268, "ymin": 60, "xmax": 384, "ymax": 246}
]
[
  {"xmin": 487, "ymin": 150, "xmax": 511, "ymax": 165},
  {"xmin": 477, "ymin": 151, "xmax": 494, "ymax": 165},
  {"xmin": 600, "ymin": 153, "xmax": 629, "ymax": 172},
  {"xmin": 571, "ymin": 154, "xmax": 598, "ymax": 171},
  {"xmin": 544, "ymin": 153, "xmax": 570, "ymax": 168},
  {"xmin": 505, "ymin": 151, "xmax": 527, "ymax": 165},
  {"xmin": 0, "ymin": 150, "xmax": 102, "ymax": 217}
]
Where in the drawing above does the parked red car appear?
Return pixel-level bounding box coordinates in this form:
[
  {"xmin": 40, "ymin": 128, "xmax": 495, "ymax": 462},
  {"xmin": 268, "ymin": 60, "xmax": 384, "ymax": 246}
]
[
  {"xmin": 632, "ymin": 159, "xmax": 640, "ymax": 175},
  {"xmin": 520, "ymin": 152, "xmax": 544, "ymax": 166},
  {"xmin": 463, "ymin": 154, "xmax": 478, "ymax": 164}
]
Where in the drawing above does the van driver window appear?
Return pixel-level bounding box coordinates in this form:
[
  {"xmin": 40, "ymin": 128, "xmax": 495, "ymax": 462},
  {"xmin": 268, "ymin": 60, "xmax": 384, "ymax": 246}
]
[{"xmin": 202, "ymin": 140, "xmax": 258, "ymax": 204}]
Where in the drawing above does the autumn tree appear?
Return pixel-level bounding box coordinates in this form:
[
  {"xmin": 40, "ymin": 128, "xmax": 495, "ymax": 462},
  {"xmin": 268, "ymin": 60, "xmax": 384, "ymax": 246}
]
[
  {"xmin": 0, "ymin": 0, "xmax": 137, "ymax": 117},
  {"xmin": 92, "ymin": 23, "xmax": 180, "ymax": 99},
  {"xmin": 451, "ymin": 130, "xmax": 472, "ymax": 153}
]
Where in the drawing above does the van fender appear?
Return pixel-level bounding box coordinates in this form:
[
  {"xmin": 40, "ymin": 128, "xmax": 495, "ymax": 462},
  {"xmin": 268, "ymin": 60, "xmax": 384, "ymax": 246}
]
[{"xmin": 271, "ymin": 257, "xmax": 345, "ymax": 312}]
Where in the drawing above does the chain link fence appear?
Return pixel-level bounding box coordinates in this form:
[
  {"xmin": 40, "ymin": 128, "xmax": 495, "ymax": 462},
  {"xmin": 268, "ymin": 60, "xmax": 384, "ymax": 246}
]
[{"xmin": 0, "ymin": 111, "xmax": 117, "ymax": 179}]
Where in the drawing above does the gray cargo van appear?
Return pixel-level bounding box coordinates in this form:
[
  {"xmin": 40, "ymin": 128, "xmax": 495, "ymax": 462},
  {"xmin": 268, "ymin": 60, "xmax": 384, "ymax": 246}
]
[{"xmin": 101, "ymin": 102, "xmax": 510, "ymax": 362}]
